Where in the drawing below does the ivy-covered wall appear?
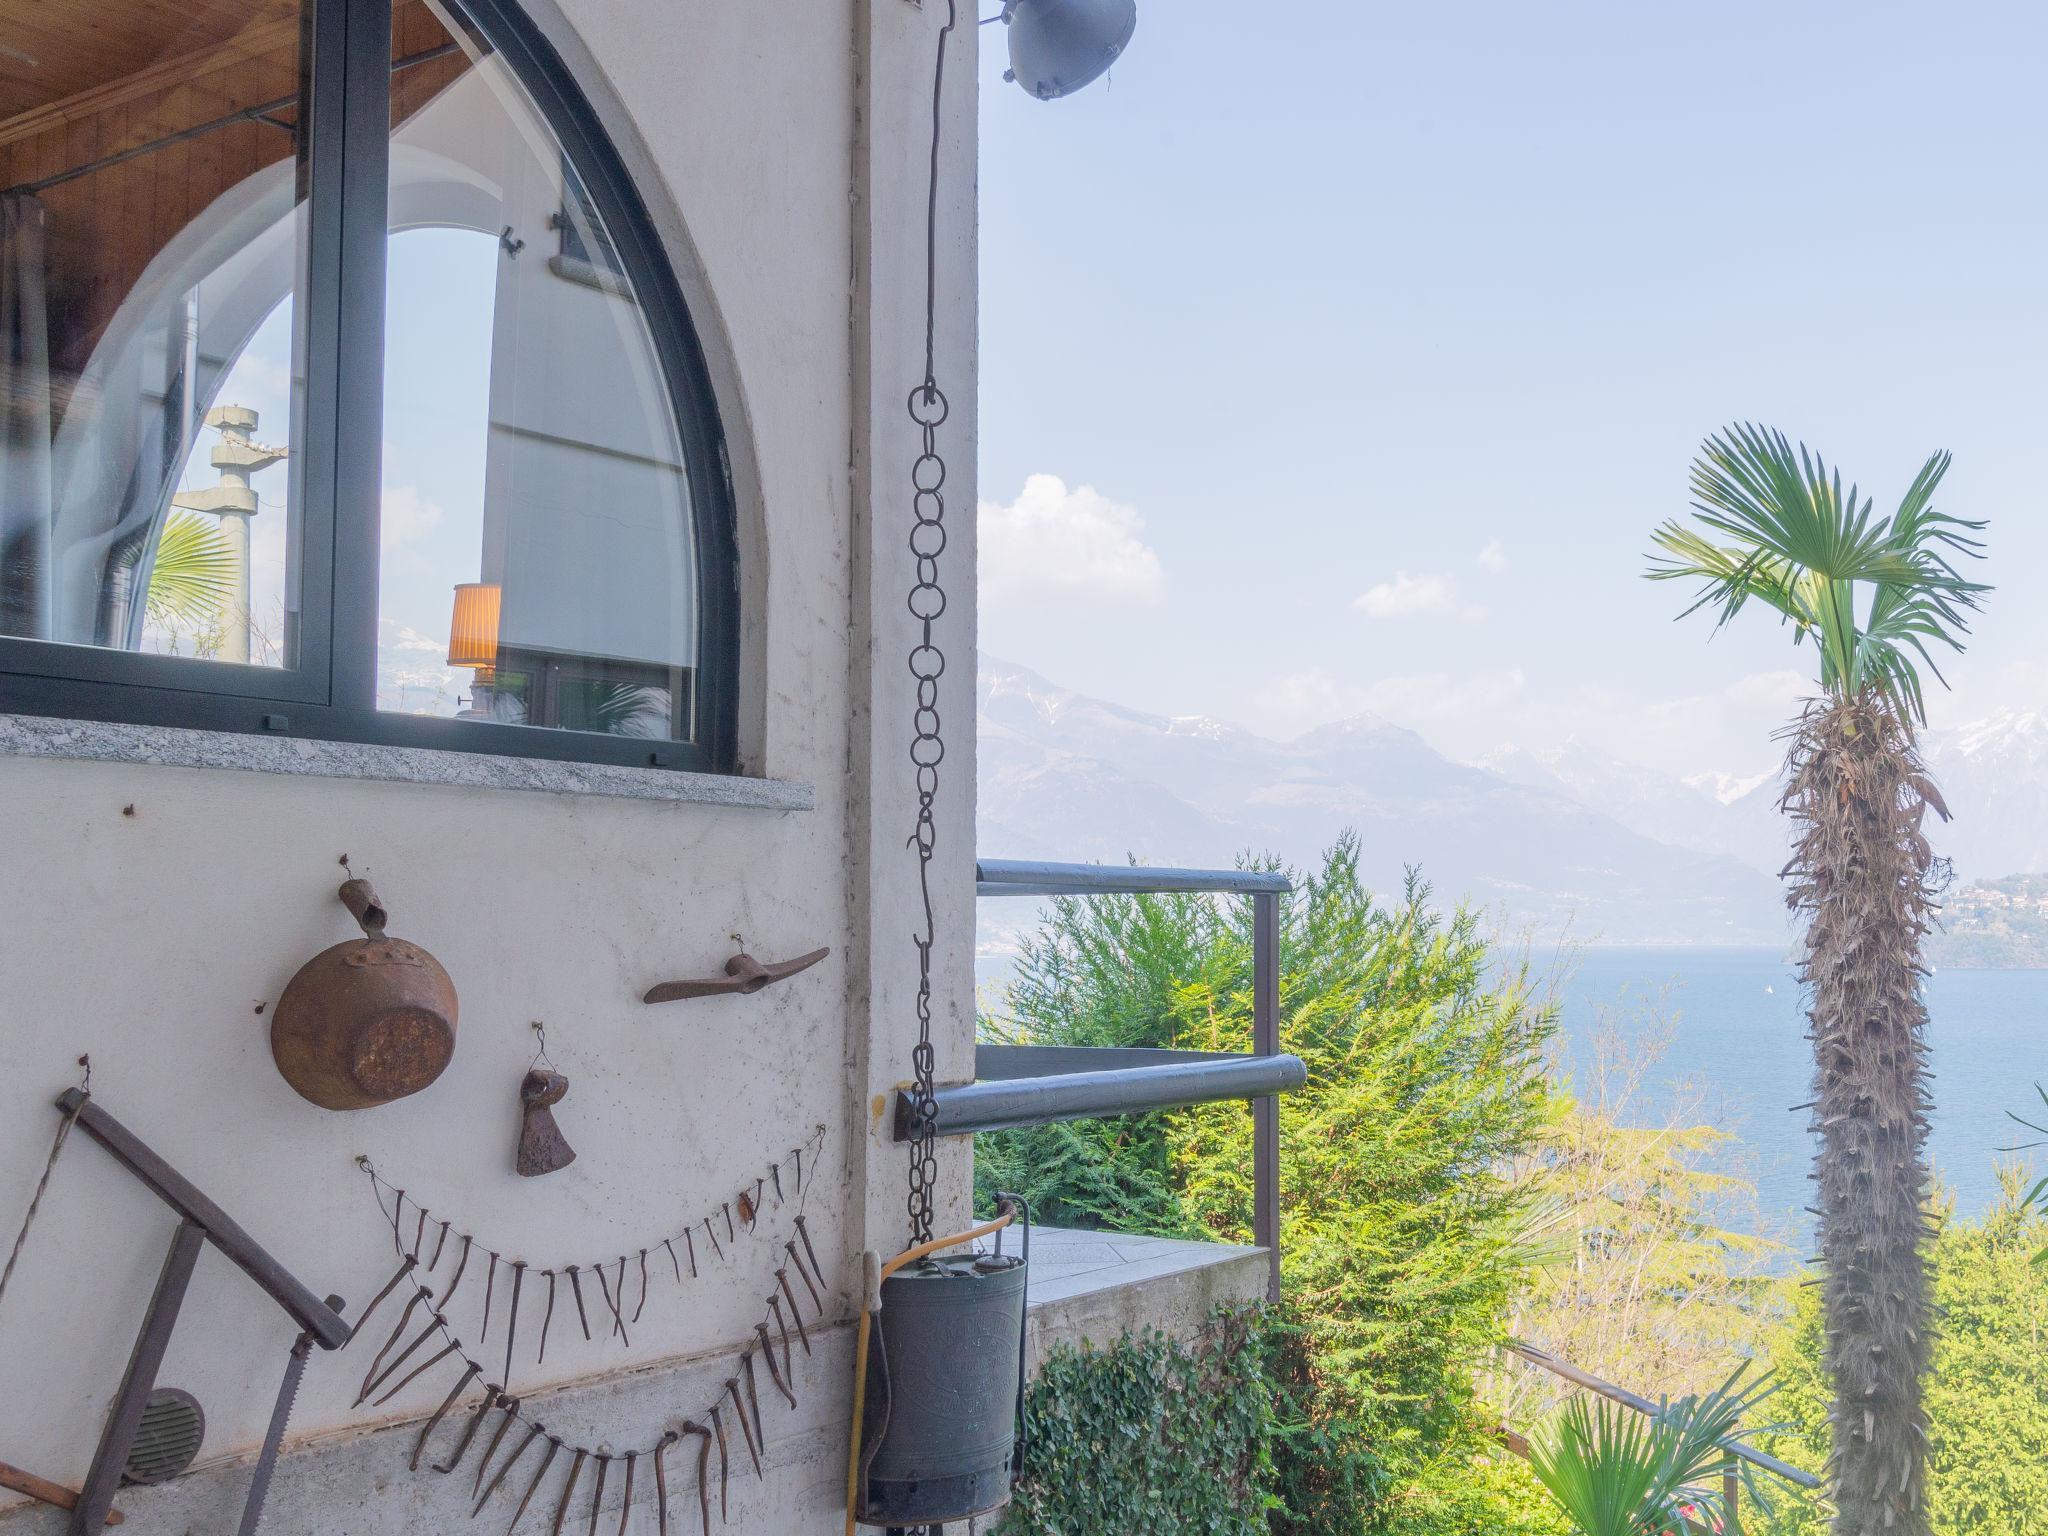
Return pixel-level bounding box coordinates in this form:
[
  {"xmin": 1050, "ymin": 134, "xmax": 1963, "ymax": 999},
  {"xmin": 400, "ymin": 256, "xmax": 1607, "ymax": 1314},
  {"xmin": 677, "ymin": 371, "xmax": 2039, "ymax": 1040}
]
[{"xmin": 992, "ymin": 1307, "xmax": 1276, "ymax": 1535}]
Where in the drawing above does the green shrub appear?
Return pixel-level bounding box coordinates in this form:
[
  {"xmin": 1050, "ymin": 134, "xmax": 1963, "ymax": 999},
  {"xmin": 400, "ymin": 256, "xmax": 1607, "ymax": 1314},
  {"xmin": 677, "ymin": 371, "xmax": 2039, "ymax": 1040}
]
[{"xmin": 994, "ymin": 1306, "xmax": 1277, "ymax": 1534}]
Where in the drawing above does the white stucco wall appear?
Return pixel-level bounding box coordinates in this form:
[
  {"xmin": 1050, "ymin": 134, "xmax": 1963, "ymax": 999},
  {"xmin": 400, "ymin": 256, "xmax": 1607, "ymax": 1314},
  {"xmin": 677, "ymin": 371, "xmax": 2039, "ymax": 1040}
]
[{"xmin": 0, "ymin": 3, "xmax": 978, "ymax": 1531}]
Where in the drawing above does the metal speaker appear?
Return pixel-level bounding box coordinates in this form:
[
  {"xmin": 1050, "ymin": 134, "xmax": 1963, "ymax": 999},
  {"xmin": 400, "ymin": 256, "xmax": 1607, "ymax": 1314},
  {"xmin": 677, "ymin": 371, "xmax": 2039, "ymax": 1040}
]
[
  {"xmin": 121, "ymin": 1387, "xmax": 205, "ymax": 1485},
  {"xmin": 1002, "ymin": 0, "xmax": 1137, "ymax": 100}
]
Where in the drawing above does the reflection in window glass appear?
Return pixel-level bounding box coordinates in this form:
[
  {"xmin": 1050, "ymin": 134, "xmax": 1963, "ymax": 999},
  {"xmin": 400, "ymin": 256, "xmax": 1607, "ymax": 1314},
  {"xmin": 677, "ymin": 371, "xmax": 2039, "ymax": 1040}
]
[
  {"xmin": 377, "ymin": 0, "xmax": 699, "ymax": 741},
  {"xmin": 0, "ymin": 0, "xmax": 305, "ymax": 667}
]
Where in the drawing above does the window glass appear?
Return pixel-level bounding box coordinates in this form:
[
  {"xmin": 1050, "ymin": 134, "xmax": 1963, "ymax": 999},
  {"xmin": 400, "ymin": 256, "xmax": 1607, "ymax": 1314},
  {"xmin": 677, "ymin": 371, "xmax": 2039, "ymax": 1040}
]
[
  {"xmin": 377, "ymin": 0, "xmax": 699, "ymax": 741},
  {"xmin": 0, "ymin": 0, "xmax": 307, "ymax": 666}
]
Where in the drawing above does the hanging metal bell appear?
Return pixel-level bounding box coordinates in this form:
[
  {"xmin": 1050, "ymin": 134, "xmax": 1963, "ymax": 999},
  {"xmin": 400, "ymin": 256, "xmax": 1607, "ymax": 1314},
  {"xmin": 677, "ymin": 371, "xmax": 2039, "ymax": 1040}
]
[
  {"xmin": 1002, "ymin": 0, "xmax": 1137, "ymax": 100},
  {"xmin": 270, "ymin": 879, "xmax": 458, "ymax": 1110}
]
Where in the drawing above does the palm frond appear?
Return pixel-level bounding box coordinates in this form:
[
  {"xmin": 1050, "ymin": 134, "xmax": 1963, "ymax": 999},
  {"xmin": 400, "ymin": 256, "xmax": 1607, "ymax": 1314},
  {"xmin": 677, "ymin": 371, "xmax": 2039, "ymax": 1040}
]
[
  {"xmin": 144, "ymin": 512, "xmax": 236, "ymax": 627},
  {"xmin": 1646, "ymin": 424, "xmax": 1991, "ymax": 721}
]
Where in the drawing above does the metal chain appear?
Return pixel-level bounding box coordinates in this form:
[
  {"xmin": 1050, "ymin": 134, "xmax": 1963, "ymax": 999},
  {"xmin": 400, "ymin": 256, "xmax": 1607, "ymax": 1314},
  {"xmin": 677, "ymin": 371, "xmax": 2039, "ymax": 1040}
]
[
  {"xmin": 0, "ymin": 1056, "xmax": 89, "ymax": 1310},
  {"xmin": 902, "ymin": 0, "xmax": 959, "ymax": 1254}
]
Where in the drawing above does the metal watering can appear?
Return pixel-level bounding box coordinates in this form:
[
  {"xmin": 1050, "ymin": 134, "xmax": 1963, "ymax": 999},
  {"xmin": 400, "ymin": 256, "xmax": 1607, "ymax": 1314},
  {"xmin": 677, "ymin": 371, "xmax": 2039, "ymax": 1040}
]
[{"xmin": 851, "ymin": 1198, "xmax": 1030, "ymax": 1529}]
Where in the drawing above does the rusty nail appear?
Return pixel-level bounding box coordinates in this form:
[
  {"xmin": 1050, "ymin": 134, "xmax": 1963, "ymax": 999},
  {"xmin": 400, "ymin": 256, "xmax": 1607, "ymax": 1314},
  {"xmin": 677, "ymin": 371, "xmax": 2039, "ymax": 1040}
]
[
  {"xmin": 474, "ymin": 1419, "xmax": 543, "ymax": 1517},
  {"xmin": 769, "ymin": 1162, "xmax": 783, "ymax": 1203},
  {"xmin": 767, "ymin": 1294, "xmax": 794, "ymax": 1381},
  {"xmin": 776, "ymin": 1270, "xmax": 811, "ymax": 1355},
  {"xmin": 550, "ymin": 1447, "xmax": 587, "ymax": 1536},
  {"xmin": 708, "ymin": 1407, "xmax": 728, "ymax": 1523},
  {"xmin": 504, "ymin": 1262, "xmax": 526, "ymax": 1387},
  {"xmin": 786, "ymin": 1242, "xmax": 823, "ymax": 1315},
  {"xmin": 740, "ymin": 1350, "xmax": 766, "ymax": 1451},
  {"xmin": 348, "ymin": 1255, "xmax": 417, "ymax": 1344},
  {"xmin": 412, "ymin": 1207, "xmax": 427, "ymax": 1262},
  {"xmin": 653, "ymin": 1431, "xmax": 677, "ymax": 1536},
  {"xmin": 538, "ymin": 1270, "xmax": 558, "ymax": 1365},
  {"xmin": 794, "ymin": 1216, "xmax": 822, "ymax": 1289},
  {"xmin": 725, "ymin": 1380, "xmax": 760, "ymax": 1478},
  {"xmin": 357, "ymin": 1303, "xmax": 445, "ymax": 1405},
  {"xmin": 702, "ymin": 1218, "xmax": 723, "ymax": 1264},
  {"xmin": 483, "ymin": 1251, "xmax": 500, "ymax": 1341},
  {"xmin": 587, "ymin": 1454, "xmax": 609, "ymax": 1536},
  {"xmin": 594, "ymin": 1259, "xmax": 629, "ymax": 1347},
  {"xmin": 617, "ymin": 1451, "xmax": 635, "ymax": 1536},
  {"xmin": 433, "ymin": 1386, "xmax": 499, "ymax": 1475},
  {"xmin": 355, "ymin": 1289, "xmax": 428, "ymax": 1404},
  {"xmin": 372, "ymin": 1338, "xmax": 462, "ymax": 1406},
  {"xmin": 689, "ymin": 1427, "xmax": 711, "ymax": 1536},
  {"xmin": 505, "ymin": 1436, "xmax": 560, "ymax": 1536},
  {"xmin": 754, "ymin": 1324, "xmax": 796, "ymax": 1409},
  {"xmin": 429, "ymin": 1219, "xmax": 452, "ymax": 1272},
  {"xmin": 633, "ymin": 1249, "xmax": 651, "ymax": 1324},
  {"xmin": 390, "ymin": 1188, "xmax": 406, "ymax": 1249},
  {"xmin": 568, "ymin": 1266, "xmax": 592, "ymax": 1340},
  {"xmin": 410, "ymin": 1360, "xmax": 481, "ymax": 1472},
  {"xmin": 474, "ymin": 1395, "xmax": 523, "ymax": 1496},
  {"xmin": 664, "ymin": 1238, "xmax": 682, "ymax": 1284},
  {"xmin": 445, "ymin": 1234, "xmax": 475, "ymax": 1308},
  {"xmin": 683, "ymin": 1228, "xmax": 698, "ymax": 1277},
  {"xmin": 721, "ymin": 1203, "xmax": 734, "ymax": 1244}
]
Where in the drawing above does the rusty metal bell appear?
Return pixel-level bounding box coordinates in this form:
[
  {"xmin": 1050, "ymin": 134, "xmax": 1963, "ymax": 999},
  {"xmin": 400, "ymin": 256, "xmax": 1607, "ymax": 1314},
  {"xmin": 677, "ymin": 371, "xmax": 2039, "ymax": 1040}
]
[
  {"xmin": 270, "ymin": 879, "xmax": 458, "ymax": 1110},
  {"xmin": 516, "ymin": 1069, "xmax": 576, "ymax": 1177}
]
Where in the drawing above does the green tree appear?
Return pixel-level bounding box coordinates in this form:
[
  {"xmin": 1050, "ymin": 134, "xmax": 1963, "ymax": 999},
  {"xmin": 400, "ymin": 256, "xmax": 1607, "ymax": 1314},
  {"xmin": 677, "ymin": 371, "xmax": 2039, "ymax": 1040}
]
[
  {"xmin": 1758, "ymin": 1174, "xmax": 2048, "ymax": 1535},
  {"xmin": 1648, "ymin": 424, "xmax": 1990, "ymax": 1536},
  {"xmin": 977, "ymin": 836, "xmax": 1558, "ymax": 1534},
  {"xmin": 141, "ymin": 511, "xmax": 235, "ymax": 628}
]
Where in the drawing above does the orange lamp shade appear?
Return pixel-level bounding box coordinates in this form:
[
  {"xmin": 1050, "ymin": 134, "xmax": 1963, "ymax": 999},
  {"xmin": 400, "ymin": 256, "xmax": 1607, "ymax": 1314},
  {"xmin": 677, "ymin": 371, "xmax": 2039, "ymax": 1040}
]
[{"xmin": 446, "ymin": 583, "xmax": 502, "ymax": 669}]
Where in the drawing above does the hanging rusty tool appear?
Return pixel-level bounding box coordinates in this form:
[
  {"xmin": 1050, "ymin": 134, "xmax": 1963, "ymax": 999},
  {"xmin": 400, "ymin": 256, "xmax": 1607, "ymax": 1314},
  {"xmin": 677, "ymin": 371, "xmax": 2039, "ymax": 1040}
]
[
  {"xmin": 632, "ymin": 1250, "xmax": 651, "ymax": 1325},
  {"xmin": 740, "ymin": 1352, "xmax": 767, "ymax": 1451},
  {"xmin": 431, "ymin": 1388, "xmax": 497, "ymax": 1476},
  {"xmin": 794, "ymin": 1216, "xmax": 822, "ymax": 1289},
  {"xmin": 43, "ymin": 1091, "xmax": 350, "ymax": 1536},
  {"xmin": 683, "ymin": 1424, "xmax": 712, "ymax": 1536},
  {"xmin": 708, "ymin": 1407, "xmax": 729, "ymax": 1522},
  {"xmin": 567, "ymin": 1266, "xmax": 592, "ymax": 1340},
  {"xmin": 516, "ymin": 1069, "xmax": 577, "ymax": 1177},
  {"xmin": 786, "ymin": 1242, "xmax": 823, "ymax": 1314},
  {"xmin": 371, "ymin": 1337, "xmax": 461, "ymax": 1407},
  {"xmin": 642, "ymin": 946, "xmax": 828, "ymax": 1004},
  {"xmin": 652, "ymin": 1431, "xmax": 677, "ymax": 1536},
  {"xmin": 502, "ymin": 1262, "xmax": 526, "ymax": 1386},
  {"xmin": 776, "ymin": 1269, "xmax": 811, "ymax": 1355},
  {"xmin": 754, "ymin": 1323, "xmax": 797, "ymax": 1410},
  {"xmin": 617, "ymin": 1452, "xmax": 636, "ymax": 1536},
  {"xmin": 346, "ymin": 1255, "xmax": 416, "ymax": 1344},
  {"xmin": 237, "ymin": 1294, "xmax": 346, "ymax": 1536},
  {"xmin": 472, "ymin": 1397, "xmax": 523, "ymax": 1498},
  {"xmin": 586, "ymin": 1453, "xmax": 609, "ymax": 1536},
  {"xmin": 594, "ymin": 1260, "xmax": 628, "ymax": 1347},
  {"xmin": 724, "ymin": 1380, "xmax": 761, "ymax": 1478}
]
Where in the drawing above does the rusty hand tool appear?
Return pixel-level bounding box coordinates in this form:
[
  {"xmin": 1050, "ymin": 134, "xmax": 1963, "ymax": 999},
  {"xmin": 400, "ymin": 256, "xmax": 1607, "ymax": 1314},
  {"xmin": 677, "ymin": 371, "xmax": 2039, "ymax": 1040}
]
[
  {"xmin": 617, "ymin": 1452, "xmax": 635, "ymax": 1536},
  {"xmin": 471, "ymin": 1419, "xmax": 542, "ymax": 1518},
  {"xmin": 505, "ymin": 1435, "xmax": 560, "ymax": 1536},
  {"xmin": 473, "ymin": 1396, "xmax": 523, "ymax": 1497},
  {"xmin": 410, "ymin": 1360, "xmax": 480, "ymax": 1471},
  {"xmin": 641, "ymin": 946, "xmax": 828, "ymax": 1004},
  {"xmin": 776, "ymin": 1270, "xmax": 811, "ymax": 1355},
  {"xmin": 586, "ymin": 1454, "xmax": 609, "ymax": 1536},
  {"xmin": 238, "ymin": 1292, "xmax": 347, "ymax": 1536},
  {"xmin": 431, "ymin": 1386, "xmax": 498, "ymax": 1475},
  {"xmin": 550, "ymin": 1447, "xmax": 587, "ymax": 1536},
  {"xmin": 0, "ymin": 1460, "xmax": 124, "ymax": 1524},
  {"xmin": 516, "ymin": 1070, "xmax": 577, "ymax": 1178}
]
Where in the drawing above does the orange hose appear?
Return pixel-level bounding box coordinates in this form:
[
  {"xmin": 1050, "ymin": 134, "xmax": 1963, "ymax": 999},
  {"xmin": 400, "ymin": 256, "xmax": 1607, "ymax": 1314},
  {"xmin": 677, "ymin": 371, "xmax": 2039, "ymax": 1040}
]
[{"xmin": 844, "ymin": 1208, "xmax": 1018, "ymax": 1535}]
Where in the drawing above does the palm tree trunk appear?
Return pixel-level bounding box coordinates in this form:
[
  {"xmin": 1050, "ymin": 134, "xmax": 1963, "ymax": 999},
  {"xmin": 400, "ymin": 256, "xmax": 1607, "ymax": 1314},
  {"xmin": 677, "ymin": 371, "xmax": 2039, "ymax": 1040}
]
[{"xmin": 1783, "ymin": 693, "xmax": 1941, "ymax": 1536}]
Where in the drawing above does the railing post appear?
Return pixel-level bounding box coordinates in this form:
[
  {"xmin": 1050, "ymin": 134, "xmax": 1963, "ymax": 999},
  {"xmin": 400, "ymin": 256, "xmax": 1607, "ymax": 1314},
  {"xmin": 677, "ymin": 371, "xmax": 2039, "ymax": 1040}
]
[
  {"xmin": 1252, "ymin": 891, "xmax": 1281, "ymax": 1305},
  {"xmin": 1723, "ymin": 1459, "xmax": 1740, "ymax": 1536}
]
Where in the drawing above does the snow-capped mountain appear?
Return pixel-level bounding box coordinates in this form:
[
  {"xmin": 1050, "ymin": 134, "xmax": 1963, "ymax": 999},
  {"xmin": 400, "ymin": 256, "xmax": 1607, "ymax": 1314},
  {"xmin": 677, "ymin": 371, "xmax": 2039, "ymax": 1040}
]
[{"xmin": 977, "ymin": 660, "xmax": 1788, "ymax": 948}]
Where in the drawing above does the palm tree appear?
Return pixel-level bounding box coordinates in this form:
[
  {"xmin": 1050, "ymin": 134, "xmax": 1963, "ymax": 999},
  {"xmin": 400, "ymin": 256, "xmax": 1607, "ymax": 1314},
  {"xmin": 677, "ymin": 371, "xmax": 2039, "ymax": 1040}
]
[
  {"xmin": 1526, "ymin": 1368, "xmax": 1781, "ymax": 1536},
  {"xmin": 1646, "ymin": 423, "xmax": 1990, "ymax": 1536},
  {"xmin": 142, "ymin": 511, "xmax": 236, "ymax": 628}
]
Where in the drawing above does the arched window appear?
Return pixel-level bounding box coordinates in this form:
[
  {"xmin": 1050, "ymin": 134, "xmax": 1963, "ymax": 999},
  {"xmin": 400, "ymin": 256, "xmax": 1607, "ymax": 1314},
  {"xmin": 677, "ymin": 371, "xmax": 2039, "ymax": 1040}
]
[{"xmin": 0, "ymin": 0, "xmax": 738, "ymax": 772}]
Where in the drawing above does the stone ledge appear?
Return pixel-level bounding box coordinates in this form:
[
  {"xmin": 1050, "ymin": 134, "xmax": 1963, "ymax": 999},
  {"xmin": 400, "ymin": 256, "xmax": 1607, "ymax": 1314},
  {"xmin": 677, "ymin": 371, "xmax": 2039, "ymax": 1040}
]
[
  {"xmin": 1023, "ymin": 1226, "xmax": 1267, "ymax": 1376},
  {"xmin": 0, "ymin": 714, "xmax": 814, "ymax": 810}
]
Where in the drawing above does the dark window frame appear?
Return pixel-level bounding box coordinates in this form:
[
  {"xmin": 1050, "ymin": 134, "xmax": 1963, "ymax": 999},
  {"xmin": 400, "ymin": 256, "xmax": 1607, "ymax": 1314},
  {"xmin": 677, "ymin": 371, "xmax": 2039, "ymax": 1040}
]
[{"xmin": 0, "ymin": 0, "xmax": 741, "ymax": 777}]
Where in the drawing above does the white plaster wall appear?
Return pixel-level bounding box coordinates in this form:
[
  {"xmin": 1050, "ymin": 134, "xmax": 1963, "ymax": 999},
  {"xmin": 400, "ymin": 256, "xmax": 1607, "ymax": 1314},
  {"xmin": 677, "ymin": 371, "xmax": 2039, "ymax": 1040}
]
[{"xmin": 0, "ymin": 3, "xmax": 980, "ymax": 1531}]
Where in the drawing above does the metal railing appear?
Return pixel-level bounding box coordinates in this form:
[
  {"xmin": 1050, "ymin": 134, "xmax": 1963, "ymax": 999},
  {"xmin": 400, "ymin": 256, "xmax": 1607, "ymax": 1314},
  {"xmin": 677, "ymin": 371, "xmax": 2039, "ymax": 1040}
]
[
  {"xmin": 892, "ymin": 859, "xmax": 1302, "ymax": 1303},
  {"xmin": 1501, "ymin": 1341, "xmax": 1820, "ymax": 1534}
]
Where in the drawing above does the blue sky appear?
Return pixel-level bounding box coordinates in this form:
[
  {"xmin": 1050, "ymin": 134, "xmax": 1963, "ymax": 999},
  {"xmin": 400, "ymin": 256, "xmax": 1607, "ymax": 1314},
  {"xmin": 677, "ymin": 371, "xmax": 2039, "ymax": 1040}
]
[{"xmin": 975, "ymin": 2, "xmax": 2048, "ymax": 779}]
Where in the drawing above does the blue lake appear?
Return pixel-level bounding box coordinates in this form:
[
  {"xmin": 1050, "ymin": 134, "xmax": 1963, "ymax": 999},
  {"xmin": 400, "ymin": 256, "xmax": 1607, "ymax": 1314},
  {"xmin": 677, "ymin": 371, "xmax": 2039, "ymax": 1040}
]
[{"xmin": 1552, "ymin": 949, "xmax": 2048, "ymax": 1238}]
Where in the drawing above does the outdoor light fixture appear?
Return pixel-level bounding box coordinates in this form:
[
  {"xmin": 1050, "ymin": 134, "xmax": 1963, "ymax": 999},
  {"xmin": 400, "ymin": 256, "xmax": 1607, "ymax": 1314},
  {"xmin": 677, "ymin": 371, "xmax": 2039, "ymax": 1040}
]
[
  {"xmin": 999, "ymin": 0, "xmax": 1136, "ymax": 100},
  {"xmin": 445, "ymin": 582, "xmax": 502, "ymax": 677}
]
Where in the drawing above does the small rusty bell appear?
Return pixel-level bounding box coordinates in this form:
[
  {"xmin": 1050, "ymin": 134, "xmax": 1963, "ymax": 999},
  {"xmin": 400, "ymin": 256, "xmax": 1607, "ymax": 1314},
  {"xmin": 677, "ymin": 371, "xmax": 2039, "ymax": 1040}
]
[
  {"xmin": 516, "ymin": 1069, "xmax": 576, "ymax": 1177},
  {"xmin": 270, "ymin": 879, "xmax": 458, "ymax": 1110}
]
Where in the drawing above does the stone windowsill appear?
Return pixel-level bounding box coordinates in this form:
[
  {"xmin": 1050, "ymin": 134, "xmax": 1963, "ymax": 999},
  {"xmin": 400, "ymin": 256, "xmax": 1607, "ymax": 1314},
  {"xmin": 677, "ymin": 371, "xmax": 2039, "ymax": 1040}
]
[{"xmin": 0, "ymin": 714, "xmax": 814, "ymax": 810}]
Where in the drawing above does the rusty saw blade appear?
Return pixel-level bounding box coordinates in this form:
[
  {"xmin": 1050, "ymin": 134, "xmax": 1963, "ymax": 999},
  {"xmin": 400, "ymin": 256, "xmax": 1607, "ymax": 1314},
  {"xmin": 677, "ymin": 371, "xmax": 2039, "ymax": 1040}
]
[{"xmin": 237, "ymin": 1294, "xmax": 343, "ymax": 1536}]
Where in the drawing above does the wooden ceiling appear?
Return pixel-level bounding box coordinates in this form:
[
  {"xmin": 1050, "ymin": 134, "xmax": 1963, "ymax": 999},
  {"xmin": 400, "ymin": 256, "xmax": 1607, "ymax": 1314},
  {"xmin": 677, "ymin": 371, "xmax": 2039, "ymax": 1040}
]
[{"xmin": 0, "ymin": 0, "xmax": 299, "ymax": 125}]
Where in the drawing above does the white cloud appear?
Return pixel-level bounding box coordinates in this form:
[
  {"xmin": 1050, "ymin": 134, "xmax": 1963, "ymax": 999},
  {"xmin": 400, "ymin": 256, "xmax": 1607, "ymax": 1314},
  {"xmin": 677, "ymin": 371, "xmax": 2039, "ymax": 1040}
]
[
  {"xmin": 979, "ymin": 474, "xmax": 1165, "ymax": 604},
  {"xmin": 382, "ymin": 484, "xmax": 445, "ymax": 549},
  {"xmin": 1477, "ymin": 539, "xmax": 1508, "ymax": 574},
  {"xmin": 1352, "ymin": 570, "xmax": 1485, "ymax": 621},
  {"xmin": 1723, "ymin": 669, "xmax": 1811, "ymax": 712}
]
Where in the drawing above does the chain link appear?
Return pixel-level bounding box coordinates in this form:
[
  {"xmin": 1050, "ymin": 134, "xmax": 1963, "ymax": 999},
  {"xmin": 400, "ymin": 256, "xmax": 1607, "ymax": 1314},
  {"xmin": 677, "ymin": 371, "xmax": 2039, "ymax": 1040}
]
[{"xmin": 902, "ymin": 0, "xmax": 959, "ymax": 1257}]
